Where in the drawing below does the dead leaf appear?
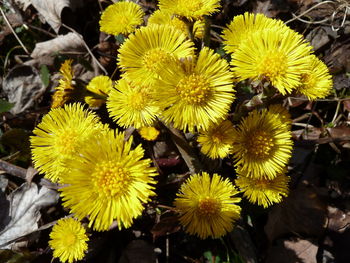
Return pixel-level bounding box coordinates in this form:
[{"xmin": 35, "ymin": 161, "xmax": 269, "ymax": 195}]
[
  {"xmin": 265, "ymin": 185, "xmax": 327, "ymax": 242},
  {"xmin": 118, "ymin": 240, "xmax": 156, "ymax": 263},
  {"xmin": 327, "ymin": 206, "xmax": 350, "ymax": 233},
  {"xmin": 31, "ymin": 32, "xmax": 84, "ymax": 58},
  {"xmin": 305, "ymin": 27, "xmax": 331, "ymax": 51},
  {"xmin": 151, "ymin": 216, "xmax": 181, "ymax": 239},
  {"xmin": 0, "ymin": 182, "xmax": 59, "ymax": 249},
  {"xmin": 266, "ymin": 238, "xmax": 318, "ymax": 263},
  {"xmin": 2, "ymin": 65, "xmax": 46, "ymax": 115},
  {"xmin": 14, "ymin": 0, "xmax": 84, "ymax": 33}
]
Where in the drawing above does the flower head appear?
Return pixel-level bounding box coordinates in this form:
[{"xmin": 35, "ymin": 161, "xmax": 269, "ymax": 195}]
[
  {"xmin": 52, "ymin": 59, "xmax": 75, "ymax": 108},
  {"xmin": 31, "ymin": 103, "xmax": 102, "ymax": 183},
  {"xmin": 158, "ymin": 0, "xmax": 220, "ymax": 20},
  {"xmin": 174, "ymin": 172, "xmax": 241, "ymax": 239},
  {"xmin": 60, "ymin": 129, "xmax": 157, "ymax": 231},
  {"xmin": 148, "ymin": 9, "xmax": 204, "ymax": 38},
  {"xmin": 197, "ymin": 120, "xmax": 235, "ymax": 159},
  {"xmin": 49, "ymin": 217, "xmax": 88, "ymax": 263},
  {"xmin": 138, "ymin": 126, "xmax": 160, "ymax": 141},
  {"xmin": 235, "ymin": 170, "xmax": 290, "ymax": 208},
  {"xmin": 297, "ymin": 55, "xmax": 333, "ymax": 100},
  {"xmin": 85, "ymin": 75, "xmax": 113, "ymax": 108},
  {"xmin": 107, "ymin": 78, "xmax": 160, "ymax": 128},
  {"xmin": 154, "ymin": 47, "xmax": 235, "ymax": 132},
  {"xmin": 268, "ymin": 104, "xmax": 292, "ymax": 129},
  {"xmin": 99, "ymin": 1, "xmax": 144, "ymax": 35},
  {"xmin": 118, "ymin": 24, "xmax": 194, "ymax": 86},
  {"xmin": 222, "ymin": 12, "xmax": 288, "ymax": 54},
  {"xmin": 231, "ymin": 109, "xmax": 293, "ymax": 179},
  {"xmin": 231, "ymin": 28, "xmax": 313, "ymax": 95}
]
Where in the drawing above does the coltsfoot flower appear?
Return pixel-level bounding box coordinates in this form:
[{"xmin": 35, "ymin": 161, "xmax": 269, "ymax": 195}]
[
  {"xmin": 31, "ymin": 103, "xmax": 102, "ymax": 183},
  {"xmin": 231, "ymin": 28, "xmax": 313, "ymax": 95},
  {"xmin": 118, "ymin": 24, "xmax": 194, "ymax": 86},
  {"xmin": 99, "ymin": 1, "xmax": 144, "ymax": 35},
  {"xmin": 107, "ymin": 78, "xmax": 160, "ymax": 128},
  {"xmin": 138, "ymin": 126, "xmax": 160, "ymax": 141},
  {"xmin": 60, "ymin": 129, "xmax": 158, "ymax": 231},
  {"xmin": 297, "ymin": 55, "xmax": 333, "ymax": 100},
  {"xmin": 85, "ymin": 75, "xmax": 113, "ymax": 108},
  {"xmin": 158, "ymin": 0, "xmax": 220, "ymax": 20},
  {"xmin": 197, "ymin": 119, "xmax": 235, "ymax": 159},
  {"xmin": 235, "ymin": 169, "xmax": 290, "ymax": 208},
  {"xmin": 231, "ymin": 109, "xmax": 293, "ymax": 179},
  {"xmin": 154, "ymin": 47, "xmax": 235, "ymax": 132},
  {"xmin": 222, "ymin": 12, "xmax": 288, "ymax": 54},
  {"xmin": 49, "ymin": 217, "xmax": 88, "ymax": 263},
  {"xmin": 174, "ymin": 172, "xmax": 241, "ymax": 239}
]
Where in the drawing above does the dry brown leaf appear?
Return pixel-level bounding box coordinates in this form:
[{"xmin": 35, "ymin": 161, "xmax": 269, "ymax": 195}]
[
  {"xmin": 14, "ymin": 0, "xmax": 83, "ymax": 33},
  {"xmin": 151, "ymin": 216, "xmax": 181, "ymax": 239},
  {"xmin": 265, "ymin": 185, "xmax": 327, "ymax": 242},
  {"xmin": 2, "ymin": 65, "xmax": 46, "ymax": 115},
  {"xmin": 0, "ymin": 182, "xmax": 59, "ymax": 249},
  {"xmin": 266, "ymin": 238, "xmax": 318, "ymax": 263},
  {"xmin": 31, "ymin": 32, "xmax": 84, "ymax": 58},
  {"xmin": 118, "ymin": 240, "xmax": 156, "ymax": 263}
]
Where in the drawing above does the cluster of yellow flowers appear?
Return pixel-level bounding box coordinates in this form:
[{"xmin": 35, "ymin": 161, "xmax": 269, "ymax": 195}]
[{"xmin": 30, "ymin": 0, "xmax": 333, "ymax": 262}]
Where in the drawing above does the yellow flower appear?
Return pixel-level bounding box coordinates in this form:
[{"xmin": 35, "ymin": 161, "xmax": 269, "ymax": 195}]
[
  {"xmin": 30, "ymin": 103, "xmax": 102, "ymax": 183},
  {"xmin": 231, "ymin": 28, "xmax": 313, "ymax": 95},
  {"xmin": 222, "ymin": 12, "xmax": 288, "ymax": 54},
  {"xmin": 268, "ymin": 104, "xmax": 292, "ymax": 129},
  {"xmin": 107, "ymin": 78, "xmax": 160, "ymax": 128},
  {"xmin": 231, "ymin": 109, "xmax": 293, "ymax": 179},
  {"xmin": 49, "ymin": 217, "xmax": 88, "ymax": 263},
  {"xmin": 235, "ymin": 170, "xmax": 290, "ymax": 208},
  {"xmin": 99, "ymin": 1, "xmax": 144, "ymax": 35},
  {"xmin": 85, "ymin": 75, "xmax": 113, "ymax": 108},
  {"xmin": 174, "ymin": 172, "xmax": 241, "ymax": 239},
  {"xmin": 60, "ymin": 129, "xmax": 158, "ymax": 231},
  {"xmin": 148, "ymin": 9, "xmax": 204, "ymax": 39},
  {"xmin": 158, "ymin": 0, "xmax": 220, "ymax": 20},
  {"xmin": 118, "ymin": 24, "xmax": 194, "ymax": 86},
  {"xmin": 139, "ymin": 126, "xmax": 160, "ymax": 141},
  {"xmin": 52, "ymin": 59, "xmax": 75, "ymax": 108},
  {"xmin": 154, "ymin": 47, "xmax": 235, "ymax": 132},
  {"xmin": 197, "ymin": 119, "xmax": 235, "ymax": 159},
  {"xmin": 297, "ymin": 55, "xmax": 333, "ymax": 100}
]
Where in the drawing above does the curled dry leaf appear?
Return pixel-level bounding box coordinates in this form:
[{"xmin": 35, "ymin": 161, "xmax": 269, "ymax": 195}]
[
  {"xmin": 0, "ymin": 182, "xmax": 59, "ymax": 249},
  {"xmin": 14, "ymin": 0, "xmax": 83, "ymax": 33},
  {"xmin": 31, "ymin": 32, "xmax": 84, "ymax": 58},
  {"xmin": 2, "ymin": 65, "xmax": 46, "ymax": 115}
]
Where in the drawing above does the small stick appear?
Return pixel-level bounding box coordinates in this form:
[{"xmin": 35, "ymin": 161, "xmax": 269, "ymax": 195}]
[
  {"xmin": 285, "ymin": 1, "xmax": 335, "ymax": 25},
  {"xmin": 0, "ymin": 6, "xmax": 30, "ymax": 55},
  {"xmin": 0, "ymin": 160, "xmax": 27, "ymax": 179},
  {"xmin": 61, "ymin": 24, "xmax": 108, "ymax": 75}
]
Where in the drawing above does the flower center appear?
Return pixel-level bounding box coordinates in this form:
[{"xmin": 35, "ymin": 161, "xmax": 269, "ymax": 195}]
[
  {"xmin": 119, "ymin": 16, "xmax": 129, "ymax": 26},
  {"xmin": 198, "ymin": 197, "xmax": 221, "ymax": 216},
  {"xmin": 255, "ymin": 178, "xmax": 269, "ymax": 189},
  {"xmin": 300, "ymin": 73, "xmax": 316, "ymax": 90},
  {"xmin": 55, "ymin": 129, "xmax": 78, "ymax": 155},
  {"xmin": 129, "ymin": 91, "xmax": 148, "ymax": 110},
  {"xmin": 176, "ymin": 74, "xmax": 211, "ymax": 105},
  {"xmin": 246, "ymin": 131, "xmax": 275, "ymax": 159},
  {"xmin": 63, "ymin": 232, "xmax": 77, "ymax": 246},
  {"xmin": 142, "ymin": 48, "xmax": 171, "ymax": 74},
  {"xmin": 258, "ymin": 51, "xmax": 287, "ymax": 82},
  {"xmin": 211, "ymin": 130, "xmax": 224, "ymax": 144},
  {"xmin": 92, "ymin": 161, "xmax": 132, "ymax": 198}
]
